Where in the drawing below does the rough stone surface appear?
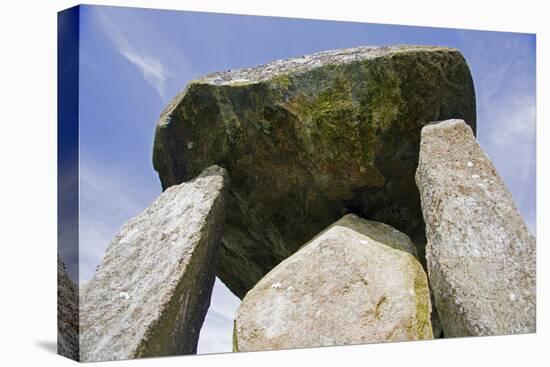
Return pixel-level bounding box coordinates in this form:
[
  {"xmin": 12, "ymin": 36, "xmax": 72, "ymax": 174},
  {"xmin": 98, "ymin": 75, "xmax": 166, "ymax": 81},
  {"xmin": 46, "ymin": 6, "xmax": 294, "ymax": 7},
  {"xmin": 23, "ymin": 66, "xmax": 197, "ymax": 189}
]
[
  {"xmin": 315, "ymin": 215, "xmax": 446, "ymax": 338},
  {"xmin": 233, "ymin": 215, "xmax": 433, "ymax": 352},
  {"xmin": 80, "ymin": 166, "xmax": 228, "ymax": 361},
  {"xmin": 415, "ymin": 119, "xmax": 536, "ymax": 337},
  {"xmin": 58, "ymin": 255, "xmax": 79, "ymax": 360},
  {"xmin": 153, "ymin": 45, "xmax": 476, "ymax": 298},
  {"xmin": 320, "ymin": 215, "xmax": 444, "ymax": 338},
  {"xmin": 305, "ymin": 214, "xmax": 418, "ymax": 257}
]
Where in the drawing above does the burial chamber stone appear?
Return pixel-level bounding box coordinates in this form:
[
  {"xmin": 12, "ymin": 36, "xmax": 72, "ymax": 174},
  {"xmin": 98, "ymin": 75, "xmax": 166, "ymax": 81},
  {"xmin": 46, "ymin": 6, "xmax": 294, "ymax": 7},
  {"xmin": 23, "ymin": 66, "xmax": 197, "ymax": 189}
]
[
  {"xmin": 80, "ymin": 166, "xmax": 228, "ymax": 361},
  {"xmin": 416, "ymin": 120, "xmax": 536, "ymax": 336},
  {"xmin": 153, "ymin": 45, "xmax": 476, "ymax": 298},
  {"xmin": 233, "ymin": 214, "xmax": 433, "ymax": 352}
]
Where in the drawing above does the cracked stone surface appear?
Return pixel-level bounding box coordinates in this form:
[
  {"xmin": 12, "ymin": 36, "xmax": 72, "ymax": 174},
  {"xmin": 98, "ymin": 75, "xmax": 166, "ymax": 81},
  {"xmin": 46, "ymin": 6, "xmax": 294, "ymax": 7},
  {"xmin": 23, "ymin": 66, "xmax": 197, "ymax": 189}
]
[
  {"xmin": 233, "ymin": 215, "xmax": 433, "ymax": 352},
  {"xmin": 416, "ymin": 119, "xmax": 536, "ymax": 336},
  {"xmin": 80, "ymin": 166, "xmax": 228, "ymax": 361}
]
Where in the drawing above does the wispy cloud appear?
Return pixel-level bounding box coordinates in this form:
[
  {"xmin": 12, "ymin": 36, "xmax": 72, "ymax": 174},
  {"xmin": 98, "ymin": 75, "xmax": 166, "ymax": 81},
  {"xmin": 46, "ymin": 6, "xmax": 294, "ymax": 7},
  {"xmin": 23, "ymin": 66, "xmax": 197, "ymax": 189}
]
[
  {"xmin": 458, "ymin": 31, "xmax": 536, "ymax": 234},
  {"xmin": 79, "ymin": 160, "xmax": 156, "ymax": 283},
  {"xmin": 484, "ymin": 93, "xmax": 536, "ymax": 234},
  {"xmin": 92, "ymin": 7, "xmax": 170, "ymax": 100},
  {"xmin": 487, "ymin": 95, "xmax": 536, "ymax": 147},
  {"xmin": 120, "ymin": 50, "xmax": 168, "ymax": 99}
]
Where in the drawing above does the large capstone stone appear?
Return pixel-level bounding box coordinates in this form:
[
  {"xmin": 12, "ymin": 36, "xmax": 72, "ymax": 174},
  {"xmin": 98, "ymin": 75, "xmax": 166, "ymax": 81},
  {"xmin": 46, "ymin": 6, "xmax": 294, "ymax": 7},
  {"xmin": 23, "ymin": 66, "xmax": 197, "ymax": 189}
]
[
  {"xmin": 80, "ymin": 166, "xmax": 228, "ymax": 361},
  {"xmin": 233, "ymin": 214, "xmax": 433, "ymax": 352},
  {"xmin": 58, "ymin": 255, "xmax": 79, "ymax": 360},
  {"xmin": 415, "ymin": 120, "xmax": 535, "ymax": 336},
  {"xmin": 153, "ymin": 45, "xmax": 476, "ymax": 298}
]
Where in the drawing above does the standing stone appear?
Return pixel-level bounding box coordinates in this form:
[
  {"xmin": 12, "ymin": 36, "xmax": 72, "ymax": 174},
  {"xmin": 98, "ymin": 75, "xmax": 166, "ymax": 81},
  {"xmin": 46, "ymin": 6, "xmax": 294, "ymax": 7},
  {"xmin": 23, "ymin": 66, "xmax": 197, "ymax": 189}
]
[
  {"xmin": 153, "ymin": 45, "xmax": 476, "ymax": 298},
  {"xmin": 415, "ymin": 119, "xmax": 536, "ymax": 336},
  {"xmin": 58, "ymin": 255, "xmax": 79, "ymax": 360},
  {"xmin": 233, "ymin": 214, "xmax": 433, "ymax": 352},
  {"xmin": 80, "ymin": 166, "xmax": 228, "ymax": 361}
]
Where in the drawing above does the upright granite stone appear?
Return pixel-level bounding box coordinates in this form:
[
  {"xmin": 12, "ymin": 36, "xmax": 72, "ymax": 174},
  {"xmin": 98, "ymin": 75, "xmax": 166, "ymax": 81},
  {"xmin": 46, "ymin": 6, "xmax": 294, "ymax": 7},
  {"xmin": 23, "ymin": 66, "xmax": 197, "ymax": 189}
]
[
  {"xmin": 58, "ymin": 255, "xmax": 79, "ymax": 360},
  {"xmin": 153, "ymin": 45, "xmax": 476, "ymax": 298},
  {"xmin": 415, "ymin": 119, "xmax": 536, "ymax": 337},
  {"xmin": 80, "ymin": 166, "xmax": 228, "ymax": 361},
  {"xmin": 233, "ymin": 215, "xmax": 433, "ymax": 352}
]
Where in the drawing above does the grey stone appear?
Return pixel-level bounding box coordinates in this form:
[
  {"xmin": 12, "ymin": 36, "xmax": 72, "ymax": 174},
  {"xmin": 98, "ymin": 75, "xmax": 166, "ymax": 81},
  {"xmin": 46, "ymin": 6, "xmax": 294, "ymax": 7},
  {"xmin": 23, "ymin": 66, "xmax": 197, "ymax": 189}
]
[
  {"xmin": 325, "ymin": 216, "xmax": 443, "ymax": 338},
  {"xmin": 415, "ymin": 119, "xmax": 536, "ymax": 336},
  {"xmin": 57, "ymin": 255, "xmax": 79, "ymax": 360},
  {"xmin": 233, "ymin": 215, "xmax": 433, "ymax": 352},
  {"xmin": 305, "ymin": 214, "xmax": 418, "ymax": 256},
  {"xmin": 321, "ymin": 215, "xmax": 445, "ymax": 338},
  {"xmin": 153, "ymin": 45, "xmax": 476, "ymax": 298},
  {"xmin": 80, "ymin": 166, "xmax": 228, "ymax": 361}
]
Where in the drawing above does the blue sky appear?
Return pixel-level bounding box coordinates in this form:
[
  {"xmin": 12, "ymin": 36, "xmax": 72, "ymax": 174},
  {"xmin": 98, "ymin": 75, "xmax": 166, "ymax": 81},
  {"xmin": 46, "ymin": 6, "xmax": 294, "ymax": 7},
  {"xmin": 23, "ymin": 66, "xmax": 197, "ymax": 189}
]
[{"xmin": 76, "ymin": 5, "xmax": 536, "ymax": 354}]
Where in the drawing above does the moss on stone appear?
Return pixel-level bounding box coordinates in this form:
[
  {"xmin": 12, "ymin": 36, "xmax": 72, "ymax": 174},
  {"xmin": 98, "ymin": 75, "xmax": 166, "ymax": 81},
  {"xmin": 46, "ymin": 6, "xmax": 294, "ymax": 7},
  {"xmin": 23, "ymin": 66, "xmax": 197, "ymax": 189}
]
[
  {"xmin": 271, "ymin": 74, "xmax": 292, "ymax": 89},
  {"xmin": 412, "ymin": 258, "xmax": 433, "ymax": 339},
  {"xmin": 232, "ymin": 319, "xmax": 239, "ymax": 352},
  {"xmin": 152, "ymin": 46, "xmax": 476, "ymax": 298}
]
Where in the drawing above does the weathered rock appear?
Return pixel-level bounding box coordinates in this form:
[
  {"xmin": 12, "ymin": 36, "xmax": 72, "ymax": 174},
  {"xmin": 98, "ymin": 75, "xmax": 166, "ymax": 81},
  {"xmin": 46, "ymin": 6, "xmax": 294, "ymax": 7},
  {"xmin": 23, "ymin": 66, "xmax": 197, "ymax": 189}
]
[
  {"xmin": 233, "ymin": 214, "xmax": 433, "ymax": 352},
  {"xmin": 415, "ymin": 119, "xmax": 536, "ymax": 336},
  {"xmin": 80, "ymin": 166, "xmax": 228, "ymax": 361},
  {"xmin": 58, "ymin": 255, "xmax": 79, "ymax": 360},
  {"xmin": 314, "ymin": 215, "xmax": 445, "ymax": 338},
  {"xmin": 320, "ymin": 215, "xmax": 443, "ymax": 338},
  {"xmin": 153, "ymin": 45, "xmax": 476, "ymax": 298},
  {"xmin": 305, "ymin": 213, "xmax": 418, "ymax": 256}
]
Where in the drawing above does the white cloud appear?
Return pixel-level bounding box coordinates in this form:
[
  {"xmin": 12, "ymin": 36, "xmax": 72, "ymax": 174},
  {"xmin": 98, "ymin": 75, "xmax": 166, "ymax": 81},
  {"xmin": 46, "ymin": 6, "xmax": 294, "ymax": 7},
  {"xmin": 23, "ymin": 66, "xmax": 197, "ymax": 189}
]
[
  {"xmin": 79, "ymin": 160, "xmax": 154, "ymax": 283},
  {"xmin": 482, "ymin": 94, "xmax": 537, "ymax": 234},
  {"xmin": 459, "ymin": 31, "xmax": 537, "ymax": 234},
  {"xmin": 120, "ymin": 50, "xmax": 168, "ymax": 99},
  {"xmin": 92, "ymin": 7, "xmax": 170, "ymax": 100},
  {"xmin": 487, "ymin": 95, "xmax": 536, "ymax": 147}
]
